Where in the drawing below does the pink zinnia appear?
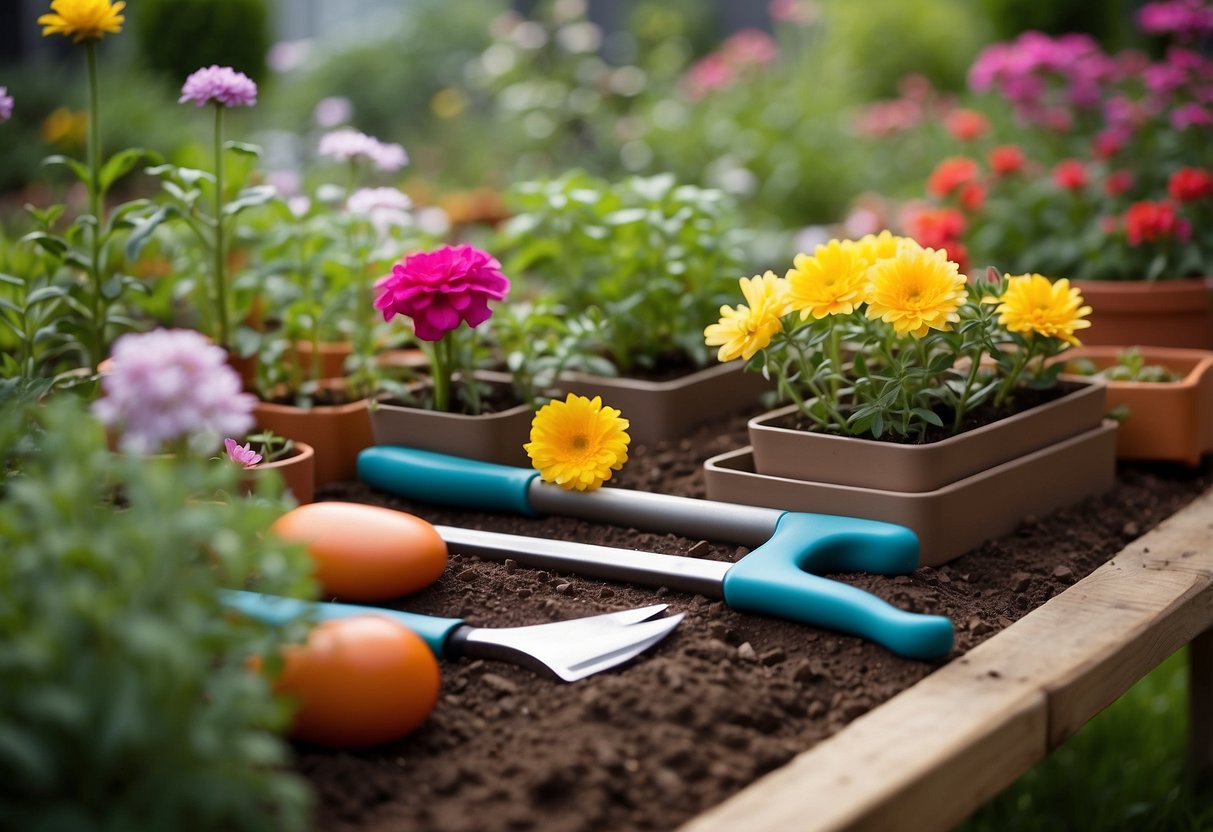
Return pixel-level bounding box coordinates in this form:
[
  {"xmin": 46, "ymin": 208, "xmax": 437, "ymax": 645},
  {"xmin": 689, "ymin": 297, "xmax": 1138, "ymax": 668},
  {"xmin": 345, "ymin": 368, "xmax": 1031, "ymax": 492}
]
[
  {"xmin": 374, "ymin": 245, "xmax": 510, "ymax": 342},
  {"xmin": 224, "ymin": 438, "xmax": 263, "ymax": 468},
  {"xmin": 0, "ymin": 87, "xmax": 12, "ymax": 123},
  {"xmin": 93, "ymin": 329, "xmax": 255, "ymax": 454},
  {"xmin": 179, "ymin": 65, "xmax": 258, "ymax": 108}
]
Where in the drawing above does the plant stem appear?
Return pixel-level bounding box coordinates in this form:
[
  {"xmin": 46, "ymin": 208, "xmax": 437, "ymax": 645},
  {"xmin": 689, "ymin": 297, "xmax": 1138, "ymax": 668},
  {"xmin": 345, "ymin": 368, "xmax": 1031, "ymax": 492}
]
[
  {"xmin": 430, "ymin": 337, "xmax": 450, "ymax": 412},
  {"xmin": 994, "ymin": 339, "xmax": 1036, "ymax": 407},
  {"xmin": 213, "ymin": 103, "xmax": 230, "ymax": 348},
  {"xmin": 951, "ymin": 351, "xmax": 985, "ymax": 432},
  {"xmin": 86, "ymin": 41, "xmax": 104, "ymax": 370}
]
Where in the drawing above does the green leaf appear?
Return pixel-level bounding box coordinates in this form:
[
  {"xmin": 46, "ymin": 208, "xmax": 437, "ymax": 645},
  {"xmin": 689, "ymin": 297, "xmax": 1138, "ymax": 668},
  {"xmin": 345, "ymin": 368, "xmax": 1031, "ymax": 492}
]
[
  {"xmin": 43, "ymin": 154, "xmax": 90, "ymax": 184},
  {"xmin": 20, "ymin": 232, "xmax": 68, "ymax": 258},
  {"xmin": 124, "ymin": 205, "xmax": 172, "ymax": 261},
  {"xmin": 911, "ymin": 407, "xmax": 944, "ymax": 427},
  {"xmin": 99, "ymin": 149, "xmax": 147, "ymax": 193},
  {"xmin": 26, "ymin": 286, "xmax": 68, "ymax": 307},
  {"xmin": 223, "ymin": 141, "xmax": 263, "ymax": 158},
  {"xmin": 223, "ymin": 185, "xmax": 277, "ymax": 216},
  {"xmin": 101, "ymin": 276, "xmax": 124, "ymax": 300}
]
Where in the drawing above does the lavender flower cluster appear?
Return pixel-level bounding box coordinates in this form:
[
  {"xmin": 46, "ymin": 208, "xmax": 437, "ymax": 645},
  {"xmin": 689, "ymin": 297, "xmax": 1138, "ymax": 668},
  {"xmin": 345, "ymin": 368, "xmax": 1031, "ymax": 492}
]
[
  {"xmin": 179, "ymin": 65, "xmax": 258, "ymax": 108},
  {"xmin": 0, "ymin": 86, "xmax": 12, "ymax": 123},
  {"xmin": 318, "ymin": 128, "xmax": 408, "ymax": 171}
]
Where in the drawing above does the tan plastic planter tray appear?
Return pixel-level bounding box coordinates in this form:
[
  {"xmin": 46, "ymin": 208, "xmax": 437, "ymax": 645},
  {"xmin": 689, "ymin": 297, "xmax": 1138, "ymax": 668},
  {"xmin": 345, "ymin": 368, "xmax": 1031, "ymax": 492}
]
[
  {"xmin": 1064, "ymin": 346, "xmax": 1213, "ymax": 467},
  {"xmin": 748, "ymin": 378, "xmax": 1107, "ymax": 493},
  {"xmin": 370, "ymin": 399, "xmax": 535, "ymax": 468},
  {"xmin": 557, "ymin": 361, "xmax": 773, "ymax": 446},
  {"xmin": 704, "ymin": 421, "xmax": 1117, "ymax": 567},
  {"xmin": 680, "ymin": 484, "xmax": 1213, "ymax": 832}
]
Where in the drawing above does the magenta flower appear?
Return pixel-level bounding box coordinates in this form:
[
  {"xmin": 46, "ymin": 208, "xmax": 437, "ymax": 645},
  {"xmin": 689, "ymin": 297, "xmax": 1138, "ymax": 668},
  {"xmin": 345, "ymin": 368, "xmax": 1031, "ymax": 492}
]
[
  {"xmin": 1137, "ymin": 0, "xmax": 1213, "ymax": 40},
  {"xmin": 93, "ymin": 329, "xmax": 255, "ymax": 454},
  {"xmin": 224, "ymin": 438, "xmax": 263, "ymax": 468},
  {"xmin": 0, "ymin": 87, "xmax": 12, "ymax": 123},
  {"xmin": 179, "ymin": 65, "xmax": 258, "ymax": 108},
  {"xmin": 318, "ymin": 128, "xmax": 408, "ymax": 172},
  {"xmin": 374, "ymin": 244, "xmax": 510, "ymax": 341}
]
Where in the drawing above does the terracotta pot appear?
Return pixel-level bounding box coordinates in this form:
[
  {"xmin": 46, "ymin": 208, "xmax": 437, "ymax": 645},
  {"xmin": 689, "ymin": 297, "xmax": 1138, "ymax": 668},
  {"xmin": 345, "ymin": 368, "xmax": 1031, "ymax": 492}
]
[
  {"xmin": 370, "ymin": 372, "xmax": 535, "ymax": 468},
  {"xmin": 289, "ymin": 340, "xmax": 353, "ymax": 380},
  {"xmin": 704, "ymin": 421, "xmax": 1118, "ymax": 567},
  {"xmin": 1072, "ymin": 277, "xmax": 1213, "ymax": 350},
  {"xmin": 242, "ymin": 441, "xmax": 316, "ymax": 504},
  {"xmin": 1062, "ymin": 346, "xmax": 1213, "ymax": 467},
  {"xmin": 748, "ymin": 378, "xmax": 1106, "ymax": 492},
  {"xmin": 253, "ymin": 394, "xmax": 373, "ymax": 486},
  {"xmin": 556, "ymin": 361, "xmax": 773, "ymax": 446}
]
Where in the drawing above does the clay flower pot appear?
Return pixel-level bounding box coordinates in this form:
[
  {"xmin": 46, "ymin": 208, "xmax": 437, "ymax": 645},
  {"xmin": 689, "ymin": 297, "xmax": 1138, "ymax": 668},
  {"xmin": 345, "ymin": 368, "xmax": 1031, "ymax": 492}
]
[
  {"xmin": 1063, "ymin": 346, "xmax": 1213, "ymax": 467},
  {"xmin": 289, "ymin": 340, "xmax": 353, "ymax": 380},
  {"xmin": 241, "ymin": 440, "xmax": 316, "ymax": 504},
  {"xmin": 253, "ymin": 391, "xmax": 373, "ymax": 486},
  {"xmin": 704, "ymin": 377, "xmax": 1116, "ymax": 566},
  {"xmin": 369, "ymin": 372, "xmax": 535, "ymax": 468},
  {"xmin": 1071, "ymin": 277, "xmax": 1213, "ymax": 350},
  {"xmin": 556, "ymin": 361, "xmax": 773, "ymax": 446}
]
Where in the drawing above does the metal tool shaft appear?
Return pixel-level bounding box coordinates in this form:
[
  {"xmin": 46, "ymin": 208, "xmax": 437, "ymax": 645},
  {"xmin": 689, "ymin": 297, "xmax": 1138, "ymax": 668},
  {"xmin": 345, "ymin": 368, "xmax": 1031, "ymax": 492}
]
[{"xmin": 435, "ymin": 525, "xmax": 731, "ymax": 597}]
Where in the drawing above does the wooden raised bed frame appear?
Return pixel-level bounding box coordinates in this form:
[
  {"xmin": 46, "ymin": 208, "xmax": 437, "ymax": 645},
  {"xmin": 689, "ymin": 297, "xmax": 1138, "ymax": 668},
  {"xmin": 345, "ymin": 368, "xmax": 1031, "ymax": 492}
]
[{"xmin": 680, "ymin": 485, "xmax": 1213, "ymax": 832}]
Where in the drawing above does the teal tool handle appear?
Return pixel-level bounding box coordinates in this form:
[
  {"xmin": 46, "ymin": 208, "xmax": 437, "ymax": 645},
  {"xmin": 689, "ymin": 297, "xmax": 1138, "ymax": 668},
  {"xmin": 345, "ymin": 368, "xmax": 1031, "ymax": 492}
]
[
  {"xmin": 221, "ymin": 589, "xmax": 464, "ymax": 658},
  {"xmin": 358, "ymin": 446, "xmax": 539, "ymax": 516},
  {"xmin": 721, "ymin": 513, "xmax": 955, "ymax": 660}
]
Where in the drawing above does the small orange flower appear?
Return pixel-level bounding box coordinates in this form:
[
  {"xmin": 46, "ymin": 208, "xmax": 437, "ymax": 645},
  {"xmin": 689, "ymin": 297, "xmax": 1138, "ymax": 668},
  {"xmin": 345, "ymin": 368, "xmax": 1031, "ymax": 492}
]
[{"xmin": 944, "ymin": 108, "xmax": 990, "ymax": 142}]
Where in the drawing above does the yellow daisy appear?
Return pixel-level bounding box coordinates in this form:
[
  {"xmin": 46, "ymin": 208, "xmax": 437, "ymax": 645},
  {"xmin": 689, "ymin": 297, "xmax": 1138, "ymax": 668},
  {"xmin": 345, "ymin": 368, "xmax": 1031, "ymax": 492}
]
[
  {"xmin": 525, "ymin": 394, "xmax": 631, "ymax": 492},
  {"xmin": 865, "ymin": 246, "xmax": 967, "ymax": 338},
  {"xmin": 851, "ymin": 230, "xmax": 918, "ymax": 269},
  {"xmin": 785, "ymin": 240, "xmax": 870, "ymax": 320},
  {"xmin": 996, "ymin": 274, "xmax": 1092, "ymax": 345},
  {"xmin": 38, "ymin": 0, "xmax": 125, "ymax": 43},
  {"xmin": 703, "ymin": 271, "xmax": 789, "ymax": 363}
]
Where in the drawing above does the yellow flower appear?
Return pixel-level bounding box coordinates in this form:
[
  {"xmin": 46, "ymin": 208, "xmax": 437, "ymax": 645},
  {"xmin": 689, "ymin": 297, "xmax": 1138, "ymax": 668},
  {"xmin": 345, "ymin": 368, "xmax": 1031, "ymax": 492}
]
[
  {"xmin": 525, "ymin": 394, "xmax": 631, "ymax": 492},
  {"xmin": 996, "ymin": 274, "xmax": 1092, "ymax": 345},
  {"xmin": 851, "ymin": 230, "xmax": 918, "ymax": 269},
  {"xmin": 38, "ymin": 0, "xmax": 125, "ymax": 43},
  {"xmin": 865, "ymin": 246, "xmax": 966, "ymax": 337},
  {"xmin": 41, "ymin": 107, "xmax": 88, "ymax": 147},
  {"xmin": 703, "ymin": 271, "xmax": 788, "ymax": 362},
  {"xmin": 785, "ymin": 240, "xmax": 870, "ymax": 320}
]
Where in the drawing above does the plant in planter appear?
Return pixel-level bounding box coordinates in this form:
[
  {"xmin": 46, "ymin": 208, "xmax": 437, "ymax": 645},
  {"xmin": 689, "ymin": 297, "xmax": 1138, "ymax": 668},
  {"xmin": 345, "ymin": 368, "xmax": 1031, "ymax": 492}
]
[
  {"xmin": 903, "ymin": 7, "xmax": 1213, "ymax": 347},
  {"xmin": 224, "ymin": 430, "xmax": 316, "ymax": 505},
  {"xmin": 702, "ymin": 234, "xmax": 1117, "ymax": 564},
  {"xmin": 497, "ymin": 170, "xmax": 771, "ymax": 444}
]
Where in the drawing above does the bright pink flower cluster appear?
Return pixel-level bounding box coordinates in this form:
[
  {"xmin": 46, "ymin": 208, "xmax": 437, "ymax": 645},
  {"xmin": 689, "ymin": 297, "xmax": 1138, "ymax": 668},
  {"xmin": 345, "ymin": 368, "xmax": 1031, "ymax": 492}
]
[
  {"xmin": 179, "ymin": 66, "xmax": 258, "ymax": 108},
  {"xmin": 681, "ymin": 29, "xmax": 778, "ymax": 101},
  {"xmin": 1137, "ymin": 0, "xmax": 1213, "ymax": 41},
  {"xmin": 374, "ymin": 245, "xmax": 510, "ymax": 342},
  {"xmin": 93, "ymin": 329, "xmax": 255, "ymax": 454}
]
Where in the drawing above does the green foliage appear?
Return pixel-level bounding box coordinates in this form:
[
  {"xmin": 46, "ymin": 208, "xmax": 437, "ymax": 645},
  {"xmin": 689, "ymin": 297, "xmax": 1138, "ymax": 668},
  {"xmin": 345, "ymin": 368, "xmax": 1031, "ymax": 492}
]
[
  {"xmin": 0, "ymin": 394, "xmax": 316, "ymax": 831},
  {"xmin": 130, "ymin": 0, "xmax": 270, "ymax": 85},
  {"xmin": 1068, "ymin": 348, "xmax": 1184, "ymax": 384},
  {"xmin": 499, "ymin": 170, "xmax": 746, "ymax": 374}
]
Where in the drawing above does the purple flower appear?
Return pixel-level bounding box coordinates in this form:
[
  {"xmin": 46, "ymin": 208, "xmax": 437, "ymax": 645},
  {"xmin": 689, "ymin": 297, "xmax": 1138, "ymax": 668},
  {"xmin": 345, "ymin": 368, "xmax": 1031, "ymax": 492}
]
[
  {"xmin": 1137, "ymin": 0, "xmax": 1213, "ymax": 40},
  {"xmin": 374, "ymin": 245, "xmax": 510, "ymax": 341},
  {"xmin": 346, "ymin": 187, "xmax": 413, "ymax": 236},
  {"xmin": 93, "ymin": 329, "xmax": 255, "ymax": 454},
  {"xmin": 179, "ymin": 65, "xmax": 258, "ymax": 108},
  {"xmin": 0, "ymin": 87, "xmax": 12, "ymax": 123},
  {"xmin": 313, "ymin": 95, "xmax": 353, "ymax": 128},
  {"xmin": 317, "ymin": 128, "xmax": 408, "ymax": 171},
  {"xmin": 1171, "ymin": 102, "xmax": 1213, "ymax": 129},
  {"xmin": 224, "ymin": 437, "xmax": 263, "ymax": 468}
]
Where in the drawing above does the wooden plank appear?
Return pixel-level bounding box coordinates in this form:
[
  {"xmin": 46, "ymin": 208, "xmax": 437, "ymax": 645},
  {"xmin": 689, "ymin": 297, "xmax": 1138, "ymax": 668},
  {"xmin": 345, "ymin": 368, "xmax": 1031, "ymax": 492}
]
[
  {"xmin": 1191, "ymin": 628, "xmax": 1213, "ymax": 781},
  {"xmin": 680, "ymin": 486, "xmax": 1213, "ymax": 832}
]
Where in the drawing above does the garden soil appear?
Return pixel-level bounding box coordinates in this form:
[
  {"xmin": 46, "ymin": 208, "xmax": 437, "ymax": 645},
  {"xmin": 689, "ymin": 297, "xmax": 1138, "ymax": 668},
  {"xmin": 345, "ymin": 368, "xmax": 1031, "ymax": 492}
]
[{"xmin": 301, "ymin": 406, "xmax": 1213, "ymax": 832}]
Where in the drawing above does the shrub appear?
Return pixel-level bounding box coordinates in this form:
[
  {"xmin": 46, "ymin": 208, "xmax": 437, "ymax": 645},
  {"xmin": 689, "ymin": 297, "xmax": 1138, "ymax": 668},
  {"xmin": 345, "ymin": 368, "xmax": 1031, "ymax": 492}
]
[{"xmin": 130, "ymin": 0, "xmax": 270, "ymax": 85}]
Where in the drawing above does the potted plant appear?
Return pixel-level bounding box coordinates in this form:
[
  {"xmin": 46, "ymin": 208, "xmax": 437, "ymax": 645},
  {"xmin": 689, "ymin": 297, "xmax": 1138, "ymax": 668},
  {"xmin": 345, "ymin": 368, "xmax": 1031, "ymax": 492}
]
[
  {"xmin": 702, "ymin": 233, "xmax": 1116, "ymax": 565},
  {"xmin": 906, "ymin": 17, "xmax": 1213, "ymax": 348},
  {"xmin": 224, "ymin": 431, "xmax": 317, "ymax": 505},
  {"xmin": 495, "ymin": 170, "xmax": 772, "ymax": 444},
  {"xmin": 1061, "ymin": 346, "xmax": 1213, "ymax": 467}
]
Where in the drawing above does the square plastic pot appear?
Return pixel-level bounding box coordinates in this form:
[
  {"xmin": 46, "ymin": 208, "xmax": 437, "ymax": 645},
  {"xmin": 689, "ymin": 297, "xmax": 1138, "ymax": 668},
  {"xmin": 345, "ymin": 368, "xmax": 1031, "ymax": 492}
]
[{"xmin": 370, "ymin": 399, "xmax": 535, "ymax": 468}]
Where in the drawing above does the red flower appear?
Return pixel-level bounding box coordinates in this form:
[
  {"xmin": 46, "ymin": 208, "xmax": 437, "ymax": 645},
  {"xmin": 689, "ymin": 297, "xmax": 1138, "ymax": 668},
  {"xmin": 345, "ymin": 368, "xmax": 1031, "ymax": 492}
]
[
  {"xmin": 1168, "ymin": 167, "xmax": 1213, "ymax": 201},
  {"xmin": 945, "ymin": 108, "xmax": 990, "ymax": 141},
  {"xmin": 927, "ymin": 156, "xmax": 980, "ymax": 198},
  {"xmin": 959, "ymin": 182, "xmax": 986, "ymax": 212},
  {"xmin": 1123, "ymin": 200, "xmax": 1192, "ymax": 246},
  {"xmin": 1093, "ymin": 128, "xmax": 1128, "ymax": 160},
  {"xmin": 1104, "ymin": 169, "xmax": 1134, "ymax": 197},
  {"xmin": 987, "ymin": 145, "xmax": 1026, "ymax": 176},
  {"xmin": 1052, "ymin": 160, "xmax": 1088, "ymax": 190},
  {"xmin": 906, "ymin": 207, "xmax": 966, "ymax": 246}
]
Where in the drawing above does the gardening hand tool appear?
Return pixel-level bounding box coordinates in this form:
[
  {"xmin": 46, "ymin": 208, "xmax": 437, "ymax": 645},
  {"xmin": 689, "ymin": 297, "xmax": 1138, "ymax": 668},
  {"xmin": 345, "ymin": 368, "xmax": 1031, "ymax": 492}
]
[
  {"xmin": 222, "ymin": 589, "xmax": 683, "ymax": 682},
  {"xmin": 357, "ymin": 446, "xmax": 956, "ymax": 660}
]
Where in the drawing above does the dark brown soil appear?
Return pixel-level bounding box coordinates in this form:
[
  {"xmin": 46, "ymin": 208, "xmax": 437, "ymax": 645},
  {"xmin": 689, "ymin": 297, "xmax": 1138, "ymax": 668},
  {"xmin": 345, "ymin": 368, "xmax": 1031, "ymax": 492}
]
[{"xmin": 297, "ymin": 407, "xmax": 1213, "ymax": 832}]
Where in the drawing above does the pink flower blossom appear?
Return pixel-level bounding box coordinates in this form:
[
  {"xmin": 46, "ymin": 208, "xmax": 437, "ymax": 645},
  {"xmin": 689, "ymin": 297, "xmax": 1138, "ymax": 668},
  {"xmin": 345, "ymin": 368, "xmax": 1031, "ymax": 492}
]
[
  {"xmin": 1137, "ymin": 0, "xmax": 1213, "ymax": 40},
  {"xmin": 93, "ymin": 329, "xmax": 255, "ymax": 454},
  {"xmin": 721, "ymin": 29, "xmax": 778, "ymax": 68},
  {"xmin": 313, "ymin": 95, "xmax": 353, "ymax": 128},
  {"xmin": 318, "ymin": 128, "xmax": 408, "ymax": 171},
  {"xmin": 224, "ymin": 438, "xmax": 262, "ymax": 468},
  {"xmin": 1170, "ymin": 102, "xmax": 1213, "ymax": 129},
  {"xmin": 768, "ymin": 0, "xmax": 817, "ymax": 24},
  {"xmin": 374, "ymin": 245, "xmax": 510, "ymax": 341},
  {"xmin": 681, "ymin": 54, "xmax": 734, "ymax": 101},
  {"xmin": 0, "ymin": 87, "xmax": 12, "ymax": 123},
  {"xmin": 346, "ymin": 187, "xmax": 413, "ymax": 236},
  {"xmin": 178, "ymin": 66, "xmax": 258, "ymax": 108}
]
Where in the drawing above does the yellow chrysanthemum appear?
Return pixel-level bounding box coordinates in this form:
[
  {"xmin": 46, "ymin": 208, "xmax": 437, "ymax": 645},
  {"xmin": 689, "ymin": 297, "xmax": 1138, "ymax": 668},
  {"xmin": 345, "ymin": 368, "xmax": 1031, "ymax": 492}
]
[
  {"xmin": 851, "ymin": 230, "xmax": 918, "ymax": 269},
  {"xmin": 525, "ymin": 394, "xmax": 631, "ymax": 492},
  {"xmin": 703, "ymin": 271, "xmax": 789, "ymax": 362},
  {"xmin": 865, "ymin": 246, "xmax": 966, "ymax": 337},
  {"xmin": 996, "ymin": 273, "xmax": 1092, "ymax": 345},
  {"xmin": 38, "ymin": 0, "xmax": 125, "ymax": 43},
  {"xmin": 785, "ymin": 240, "xmax": 870, "ymax": 320}
]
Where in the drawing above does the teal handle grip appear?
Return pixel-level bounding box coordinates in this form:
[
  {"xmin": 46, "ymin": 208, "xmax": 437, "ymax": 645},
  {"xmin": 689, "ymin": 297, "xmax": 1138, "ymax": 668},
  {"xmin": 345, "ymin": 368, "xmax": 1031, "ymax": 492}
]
[
  {"xmin": 358, "ymin": 446, "xmax": 540, "ymax": 516},
  {"xmin": 721, "ymin": 513, "xmax": 954, "ymax": 660},
  {"xmin": 220, "ymin": 590, "xmax": 464, "ymax": 658}
]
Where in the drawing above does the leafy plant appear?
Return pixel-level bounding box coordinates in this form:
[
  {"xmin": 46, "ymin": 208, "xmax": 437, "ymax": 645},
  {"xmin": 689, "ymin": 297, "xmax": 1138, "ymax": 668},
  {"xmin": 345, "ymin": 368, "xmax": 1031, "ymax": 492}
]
[
  {"xmin": 0, "ymin": 393, "xmax": 317, "ymax": 831},
  {"xmin": 499, "ymin": 170, "xmax": 746, "ymax": 374},
  {"xmin": 1068, "ymin": 348, "xmax": 1184, "ymax": 383}
]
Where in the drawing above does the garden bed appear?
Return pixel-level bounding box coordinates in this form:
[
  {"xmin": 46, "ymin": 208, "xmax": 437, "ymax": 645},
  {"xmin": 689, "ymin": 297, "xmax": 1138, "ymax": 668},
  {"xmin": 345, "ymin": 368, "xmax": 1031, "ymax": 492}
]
[{"xmin": 302, "ymin": 405, "xmax": 1213, "ymax": 832}]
